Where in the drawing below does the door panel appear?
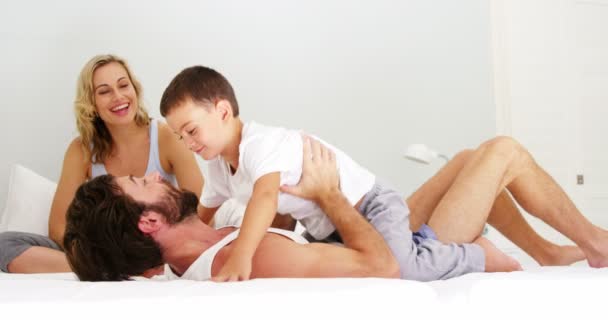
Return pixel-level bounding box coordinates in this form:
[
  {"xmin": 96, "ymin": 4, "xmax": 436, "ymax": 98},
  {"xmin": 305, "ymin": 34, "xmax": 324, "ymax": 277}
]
[
  {"xmin": 490, "ymin": 0, "xmax": 608, "ymax": 248},
  {"xmin": 574, "ymin": 0, "xmax": 608, "ymax": 226}
]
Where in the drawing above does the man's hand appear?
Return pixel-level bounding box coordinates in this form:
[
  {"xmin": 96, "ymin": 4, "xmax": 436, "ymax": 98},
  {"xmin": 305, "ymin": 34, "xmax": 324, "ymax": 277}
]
[
  {"xmin": 211, "ymin": 252, "xmax": 252, "ymax": 282},
  {"xmin": 280, "ymin": 136, "xmax": 340, "ymax": 202}
]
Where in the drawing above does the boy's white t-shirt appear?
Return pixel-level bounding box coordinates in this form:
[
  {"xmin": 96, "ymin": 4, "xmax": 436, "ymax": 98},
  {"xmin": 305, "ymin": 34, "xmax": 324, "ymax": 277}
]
[{"xmin": 200, "ymin": 121, "xmax": 375, "ymax": 240}]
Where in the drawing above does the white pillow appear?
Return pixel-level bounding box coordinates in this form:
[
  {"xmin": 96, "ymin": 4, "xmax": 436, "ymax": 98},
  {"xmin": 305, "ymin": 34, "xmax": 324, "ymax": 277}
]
[{"xmin": 0, "ymin": 164, "xmax": 57, "ymax": 235}]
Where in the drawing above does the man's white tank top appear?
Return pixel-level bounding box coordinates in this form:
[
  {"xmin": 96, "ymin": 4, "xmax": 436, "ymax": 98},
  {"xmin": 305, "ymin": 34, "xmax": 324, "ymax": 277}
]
[{"xmin": 163, "ymin": 227, "xmax": 308, "ymax": 280}]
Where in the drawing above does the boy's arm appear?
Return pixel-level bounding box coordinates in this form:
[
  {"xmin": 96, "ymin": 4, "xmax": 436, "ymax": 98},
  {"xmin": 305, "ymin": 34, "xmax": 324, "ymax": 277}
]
[{"xmin": 212, "ymin": 172, "xmax": 280, "ymax": 282}]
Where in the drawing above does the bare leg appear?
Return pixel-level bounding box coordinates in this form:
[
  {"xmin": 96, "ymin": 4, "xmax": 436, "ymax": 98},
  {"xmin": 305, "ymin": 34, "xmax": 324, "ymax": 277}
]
[
  {"xmin": 407, "ymin": 150, "xmax": 475, "ymax": 232},
  {"xmin": 408, "ymin": 147, "xmax": 585, "ymax": 266},
  {"xmin": 425, "ymin": 136, "xmax": 607, "ymax": 267},
  {"xmin": 426, "ymin": 138, "xmax": 525, "ymax": 242},
  {"xmin": 407, "ymin": 150, "xmax": 521, "ymax": 272},
  {"xmin": 501, "ymin": 141, "xmax": 608, "ymax": 267},
  {"xmin": 474, "ymin": 236, "xmax": 522, "ymax": 272},
  {"xmin": 488, "ymin": 191, "xmax": 585, "ymax": 265},
  {"xmin": 7, "ymin": 247, "xmax": 71, "ymax": 273}
]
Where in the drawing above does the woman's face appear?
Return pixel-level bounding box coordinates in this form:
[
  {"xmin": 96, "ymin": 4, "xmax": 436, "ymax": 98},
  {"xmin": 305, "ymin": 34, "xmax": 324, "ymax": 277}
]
[{"xmin": 92, "ymin": 62, "xmax": 139, "ymax": 126}]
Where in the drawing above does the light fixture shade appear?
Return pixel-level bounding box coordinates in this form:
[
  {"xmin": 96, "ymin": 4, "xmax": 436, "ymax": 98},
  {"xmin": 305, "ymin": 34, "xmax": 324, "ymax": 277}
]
[{"xmin": 403, "ymin": 144, "xmax": 439, "ymax": 164}]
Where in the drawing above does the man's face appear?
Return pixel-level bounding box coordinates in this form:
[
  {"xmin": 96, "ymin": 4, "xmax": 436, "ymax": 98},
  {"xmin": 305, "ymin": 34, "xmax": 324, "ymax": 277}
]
[
  {"xmin": 115, "ymin": 172, "xmax": 198, "ymax": 224},
  {"xmin": 115, "ymin": 171, "xmax": 171, "ymax": 204}
]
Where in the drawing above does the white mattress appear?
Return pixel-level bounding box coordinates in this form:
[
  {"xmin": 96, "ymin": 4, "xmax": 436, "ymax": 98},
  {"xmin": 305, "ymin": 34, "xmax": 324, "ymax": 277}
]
[{"xmin": 1, "ymin": 250, "xmax": 606, "ymax": 320}]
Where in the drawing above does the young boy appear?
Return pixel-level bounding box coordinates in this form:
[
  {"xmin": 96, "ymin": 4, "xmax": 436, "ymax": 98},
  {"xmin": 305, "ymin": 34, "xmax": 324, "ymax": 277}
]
[{"xmin": 159, "ymin": 66, "xmax": 487, "ymax": 282}]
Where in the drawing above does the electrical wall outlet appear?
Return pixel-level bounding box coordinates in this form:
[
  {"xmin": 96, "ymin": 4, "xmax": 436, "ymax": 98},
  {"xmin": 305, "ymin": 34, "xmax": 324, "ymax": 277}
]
[{"xmin": 577, "ymin": 174, "xmax": 584, "ymax": 185}]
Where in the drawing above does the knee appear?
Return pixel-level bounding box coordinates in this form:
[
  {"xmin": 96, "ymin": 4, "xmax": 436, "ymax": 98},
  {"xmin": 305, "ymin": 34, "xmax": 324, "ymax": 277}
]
[
  {"xmin": 452, "ymin": 149, "xmax": 474, "ymax": 163},
  {"xmin": 481, "ymin": 136, "xmax": 527, "ymax": 163}
]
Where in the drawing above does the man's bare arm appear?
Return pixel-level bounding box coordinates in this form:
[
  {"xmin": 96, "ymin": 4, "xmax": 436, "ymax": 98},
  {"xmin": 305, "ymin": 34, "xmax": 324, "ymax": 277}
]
[
  {"xmin": 317, "ymin": 188, "xmax": 397, "ymax": 275},
  {"xmin": 269, "ymin": 136, "xmax": 399, "ymax": 278}
]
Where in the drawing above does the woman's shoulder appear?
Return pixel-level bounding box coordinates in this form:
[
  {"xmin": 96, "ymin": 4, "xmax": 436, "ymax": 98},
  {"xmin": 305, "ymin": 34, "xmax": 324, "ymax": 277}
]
[
  {"xmin": 156, "ymin": 120, "xmax": 185, "ymax": 152},
  {"xmin": 62, "ymin": 137, "xmax": 91, "ymax": 176},
  {"xmin": 155, "ymin": 119, "xmax": 183, "ymax": 165},
  {"xmin": 65, "ymin": 137, "xmax": 86, "ymax": 158},
  {"xmin": 156, "ymin": 120, "xmax": 176, "ymax": 142}
]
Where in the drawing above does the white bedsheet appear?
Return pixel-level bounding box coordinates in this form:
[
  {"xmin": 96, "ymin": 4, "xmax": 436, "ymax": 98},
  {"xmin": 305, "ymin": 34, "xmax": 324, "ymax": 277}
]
[{"xmin": 1, "ymin": 251, "xmax": 606, "ymax": 320}]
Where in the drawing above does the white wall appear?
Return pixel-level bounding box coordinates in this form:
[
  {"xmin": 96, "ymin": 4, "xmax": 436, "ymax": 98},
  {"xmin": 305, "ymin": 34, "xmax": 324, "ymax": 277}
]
[{"xmin": 0, "ymin": 0, "xmax": 495, "ymax": 210}]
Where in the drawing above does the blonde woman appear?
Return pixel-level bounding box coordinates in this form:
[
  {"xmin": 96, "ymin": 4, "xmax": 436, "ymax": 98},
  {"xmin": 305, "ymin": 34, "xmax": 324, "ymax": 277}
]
[{"xmin": 0, "ymin": 54, "xmax": 203, "ymax": 273}]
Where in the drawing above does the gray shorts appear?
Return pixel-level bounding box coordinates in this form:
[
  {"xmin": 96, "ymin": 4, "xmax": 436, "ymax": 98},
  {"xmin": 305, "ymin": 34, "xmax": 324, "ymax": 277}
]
[
  {"xmin": 0, "ymin": 231, "xmax": 62, "ymax": 272},
  {"xmin": 307, "ymin": 183, "xmax": 485, "ymax": 281}
]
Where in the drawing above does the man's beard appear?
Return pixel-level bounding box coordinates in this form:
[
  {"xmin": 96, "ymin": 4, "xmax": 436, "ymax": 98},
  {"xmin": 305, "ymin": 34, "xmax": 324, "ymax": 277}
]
[{"xmin": 143, "ymin": 179, "xmax": 199, "ymax": 225}]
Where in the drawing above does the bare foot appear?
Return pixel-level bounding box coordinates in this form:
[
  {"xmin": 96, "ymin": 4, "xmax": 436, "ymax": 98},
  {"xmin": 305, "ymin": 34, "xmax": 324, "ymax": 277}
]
[
  {"xmin": 588, "ymin": 258, "xmax": 608, "ymax": 268},
  {"xmin": 536, "ymin": 245, "xmax": 586, "ymax": 266},
  {"xmin": 586, "ymin": 251, "xmax": 608, "ymax": 268},
  {"xmin": 581, "ymin": 228, "xmax": 608, "ymax": 268},
  {"xmin": 474, "ymin": 236, "xmax": 522, "ymax": 272},
  {"xmin": 585, "ymin": 250, "xmax": 608, "ymax": 268}
]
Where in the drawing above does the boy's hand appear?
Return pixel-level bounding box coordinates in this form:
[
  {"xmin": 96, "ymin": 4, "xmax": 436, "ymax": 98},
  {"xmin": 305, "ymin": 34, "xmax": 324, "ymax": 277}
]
[
  {"xmin": 211, "ymin": 252, "xmax": 252, "ymax": 282},
  {"xmin": 280, "ymin": 136, "xmax": 340, "ymax": 202}
]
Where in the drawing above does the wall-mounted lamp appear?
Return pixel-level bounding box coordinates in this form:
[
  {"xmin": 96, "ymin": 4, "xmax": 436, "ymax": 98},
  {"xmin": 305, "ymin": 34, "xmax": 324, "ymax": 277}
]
[{"xmin": 403, "ymin": 144, "xmax": 449, "ymax": 164}]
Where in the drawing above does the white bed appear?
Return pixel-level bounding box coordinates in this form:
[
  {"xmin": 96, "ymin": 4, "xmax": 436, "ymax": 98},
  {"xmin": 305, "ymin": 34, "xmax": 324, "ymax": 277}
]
[
  {"xmin": 1, "ymin": 165, "xmax": 606, "ymax": 319},
  {"xmin": 1, "ymin": 250, "xmax": 606, "ymax": 320}
]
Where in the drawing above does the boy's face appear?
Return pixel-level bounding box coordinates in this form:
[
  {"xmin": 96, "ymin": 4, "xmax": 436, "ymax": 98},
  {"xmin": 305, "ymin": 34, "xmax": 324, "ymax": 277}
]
[{"xmin": 165, "ymin": 99, "xmax": 228, "ymax": 160}]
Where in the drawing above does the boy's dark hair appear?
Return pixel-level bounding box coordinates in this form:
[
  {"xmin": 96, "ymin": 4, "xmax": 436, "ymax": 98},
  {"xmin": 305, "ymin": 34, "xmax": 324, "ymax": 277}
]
[
  {"xmin": 63, "ymin": 175, "xmax": 163, "ymax": 281},
  {"xmin": 160, "ymin": 66, "xmax": 239, "ymax": 117}
]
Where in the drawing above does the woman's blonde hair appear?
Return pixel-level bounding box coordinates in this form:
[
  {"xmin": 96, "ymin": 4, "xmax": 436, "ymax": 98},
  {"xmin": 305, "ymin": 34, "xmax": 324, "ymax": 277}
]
[{"xmin": 74, "ymin": 54, "xmax": 150, "ymax": 164}]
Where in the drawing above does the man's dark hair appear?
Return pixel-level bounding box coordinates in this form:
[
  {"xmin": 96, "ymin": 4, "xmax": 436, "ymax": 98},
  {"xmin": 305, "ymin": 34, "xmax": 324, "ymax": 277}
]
[
  {"xmin": 160, "ymin": 65, "xmax": 239, "ymax": 117},
  {"xmin": 63, "ymin": 175, "xmax": 198, "ymax": 281}
]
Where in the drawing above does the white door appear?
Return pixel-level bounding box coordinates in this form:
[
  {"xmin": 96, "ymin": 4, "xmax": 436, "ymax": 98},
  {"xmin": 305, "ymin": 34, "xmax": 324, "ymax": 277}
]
[
  {"xmin": 491, "ymin": 0, "xmax": 608, "ymax": 245},
  {"xmin": 573, "ymin": 0, "xmax": 608, "ymax": 228}
]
